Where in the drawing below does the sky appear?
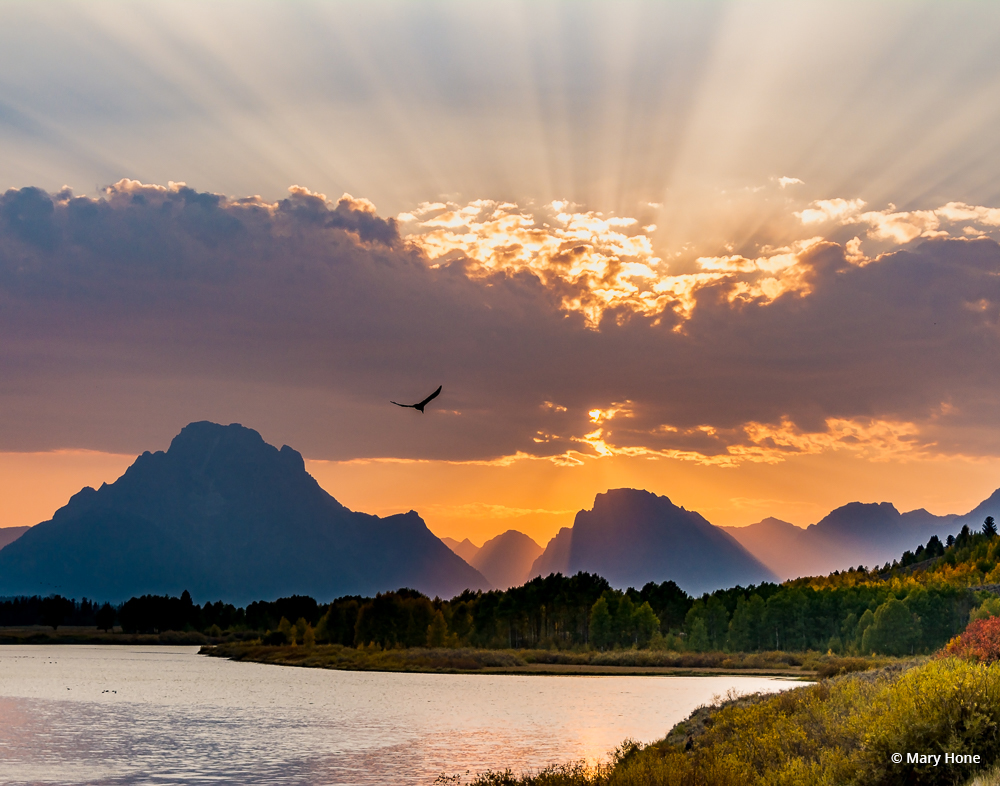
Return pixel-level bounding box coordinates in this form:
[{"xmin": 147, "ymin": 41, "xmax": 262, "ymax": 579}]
[{"xmin": 3, "ymin": 1, "xmax": 1000, "ymax": 545}]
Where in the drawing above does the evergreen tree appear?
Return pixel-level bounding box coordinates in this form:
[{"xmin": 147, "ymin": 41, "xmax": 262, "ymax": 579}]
[
  {"xmin": 39, "ymin": 595, "xmax": 73, "ymax": 631},
  {"xmin": 95, "ymin": 602, "xmax": 116, "ymax": 632},
  {"xmin": 984, "ymin": 516, "xmax": 998, "ymax": 538}
]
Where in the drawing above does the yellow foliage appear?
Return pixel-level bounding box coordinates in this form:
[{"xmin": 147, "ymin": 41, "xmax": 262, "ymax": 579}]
[{"xmin": 470, "ymin": 659, "xmax": 1000, "ymax": 786}]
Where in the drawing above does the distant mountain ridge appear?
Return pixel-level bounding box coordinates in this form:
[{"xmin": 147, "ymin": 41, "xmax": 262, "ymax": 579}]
[
  {"xmin": 0, "ymin": 422, "xmax": 490, "ymax": 603},
  {"xmin": 441, "ymin": 537, "xmax": 480, "ymax": 564},
  {"xmin": 528, "ymin": 489, "xmax": 777, "ymax": 595},
  {"xmin": 0, "ymin": 526, "xmax": 29, "ymax": 552},
  {"xmin": 468, "ymin": 530, "xmax": 542, "ymax": 590},
  {"xmin": 722, "ymin": 493, "xmax": 1000, "ymax": 580}
]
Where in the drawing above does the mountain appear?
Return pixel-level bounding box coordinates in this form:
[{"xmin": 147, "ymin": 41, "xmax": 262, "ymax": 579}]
[
  {"xmin": 529, "ymin": 526, "xmax": 573, "ymax": 580},
  {"xmin": 0, "ymin": 526, "xmax": 30, "ymax": 551},
  {"xmin": 468, "ymin": 530, "xmax": 542, "ymax": 590},
  {"xmin": 528, "ymin": 489, "xmax": 777, "ymax": 595},
  {"xmin": 722, "ymin": 500, "xmax": 970, "ymax": 580},
  {"xmin": 0, "ymin": 422, "xmax": 490, "ymax": 604},
  {"xmin": 954, "ymin": 488, "xmax": 1000, "ymax": 530},
  {"xmin": 716, "ymin": 518, "xmax": 821, "ymax": 581},
  {"xmin": 441, "ymin": 537, "xmax": 480, "ymax": 564}
]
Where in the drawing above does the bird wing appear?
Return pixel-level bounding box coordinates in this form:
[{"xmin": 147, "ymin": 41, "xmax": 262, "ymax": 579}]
[
  {"xmin": 416, "ymin": 385, "xmax": 443, "ymax": 408},
  {"xmin": 390, "ymin": 401, "xmax": 414, "ymax": 408}
]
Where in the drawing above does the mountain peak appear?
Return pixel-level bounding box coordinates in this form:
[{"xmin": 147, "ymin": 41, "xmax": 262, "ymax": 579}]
[
  {"xmin": 469, "ymin": 530, "xmax": 542, "ymax": 590},
  {"xmin": 530, "ymin": 488, "xmax": 775, "ymax": 594},
  {"xmin": 165, "ymin": 421, "xmax": 301, "ymax": 468},
  {"xmin": 0, "ymin": 421, "xmax": 489, "ymax": 603},
  {"xmin": 593, "ymin": 488, "xmax": 684, "ymax": 514}
]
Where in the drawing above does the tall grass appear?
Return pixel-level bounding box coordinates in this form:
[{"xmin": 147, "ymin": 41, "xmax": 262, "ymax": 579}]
[{"xmin": 466, "ymin": 658, "xmax": 1000, "ymax": 786}]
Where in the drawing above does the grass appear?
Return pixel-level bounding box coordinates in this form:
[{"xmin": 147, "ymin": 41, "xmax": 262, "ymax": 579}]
[
  {"xmin": 200, "ymin": 642, "xmax": 895, "ymax": 677},
  {"xmin": 452, "ymin": 656, "xmax": 1000, "ymax": 786},
  {"xmin": 0, "ymin": 625, "xmax": 218, "ymax": 645}
]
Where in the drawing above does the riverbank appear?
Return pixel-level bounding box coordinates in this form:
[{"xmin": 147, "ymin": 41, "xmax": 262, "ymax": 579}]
[
  {"xmin": 199, "ymin": 642, "xmax": 899, "ymax": 677},
  {"xmin": 0, "ymin": 625, "xmax": 225, "ymax": 645},
  {"xmin": 457, "ymin": 657, "xmax": 1000, "ymax": 786}
]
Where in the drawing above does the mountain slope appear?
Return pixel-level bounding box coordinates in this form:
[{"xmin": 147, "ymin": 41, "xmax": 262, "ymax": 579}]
[
  {"xmin": 469, "ymin": 530, "xmax": 542, "ymax": 590},
  {"xmin": 724, "ymin": 501, "xmax": 968, "ymax": 580},
  {"xmin": 528, "ymin": 526, "xmax": 573, "ymax": 581},
  {"xmin": 529, "ymin": 489, "xmax": 776, "ymax": 595},
  {"xmin": 0, "ymin": 422, "xmax": 490, "ymax": 603},
  {"xmin": 717, "ymin": 518, "xmax": 821, "ymax": 580},
  {"xmin": 0, "ymin": 526, "xmax": 29, "ymax": 552},
  {"xmin": 954, "ymin": 488, "xmax": 1000, "ymax": 530},
  {"xmin": 441, "ymin": 537, "xmax": 480, "ymax": 564}
]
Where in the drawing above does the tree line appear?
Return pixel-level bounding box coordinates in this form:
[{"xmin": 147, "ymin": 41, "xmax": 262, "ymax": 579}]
[{"xmin": 4, "ymin": 522, "xmax": 998, "ymax": 655}]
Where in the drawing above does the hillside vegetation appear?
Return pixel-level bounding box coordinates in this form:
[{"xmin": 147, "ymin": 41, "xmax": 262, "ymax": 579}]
[
  {"xmin": 460, "ymin": 658, "xmax": 1000, "ymax": 786},
  {"xmin": 446, "ymin": 521, "xmax": 1000, "ymax": 785},
  {"xmin": 8, "ymin": 522, "xmax": 1000, "ymax": 662}
]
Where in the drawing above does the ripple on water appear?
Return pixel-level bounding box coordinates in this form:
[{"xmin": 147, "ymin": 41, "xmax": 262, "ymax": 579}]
[{"xmin": 0, "ymin": 645, "xmax": 803, "ymax": 785}]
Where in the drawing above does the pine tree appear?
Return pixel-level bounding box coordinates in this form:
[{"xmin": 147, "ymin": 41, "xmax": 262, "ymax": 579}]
[{"xmin": 95, "ymin": 602, "xmax": 116, "ymax": 633}]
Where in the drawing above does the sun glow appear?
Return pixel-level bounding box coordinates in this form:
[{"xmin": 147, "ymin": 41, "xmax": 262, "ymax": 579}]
[{"xmin": 403, "ymin": 201, "xmax": 833, "ymax": 327}]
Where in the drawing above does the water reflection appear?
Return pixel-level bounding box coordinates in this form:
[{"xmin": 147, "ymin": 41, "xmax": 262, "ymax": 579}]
[{"xmin": 0, "ymin": 646, "xmax": 802, "ymax": 785}]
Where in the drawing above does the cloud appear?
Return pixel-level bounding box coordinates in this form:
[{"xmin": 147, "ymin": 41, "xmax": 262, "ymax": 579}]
[
  {"xmin": 795, "ymin": 198, "xmax": 866, "ymax": 225},
  {"xmin": 795, "ymin": 198, "xmax": 1000, "ymax": 251},
  {"xmin": 3, "ymin": 182, "xmax": 1000, "ymax": 471}
]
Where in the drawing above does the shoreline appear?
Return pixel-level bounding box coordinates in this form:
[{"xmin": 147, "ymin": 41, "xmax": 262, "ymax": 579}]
[
  {"xmin": 199, "ymin": 642, "xmax": 890, "ymax": 678},
  {"xmin": 0, "ymin": 625, "xmax": 218, "ymax": 646},
  {"xmin": 0, "ymin": 628, "xmax": 891, "ymax": 679}
]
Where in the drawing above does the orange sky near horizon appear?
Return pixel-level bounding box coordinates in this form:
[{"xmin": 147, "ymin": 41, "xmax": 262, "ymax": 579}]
[
  {"xmin": 4, "ymin": 3, "xmax": 1000, "ymax": 558},
  {"xmin": 4, "ymin": 448, "xmax": 1000, "ymax": 549}
]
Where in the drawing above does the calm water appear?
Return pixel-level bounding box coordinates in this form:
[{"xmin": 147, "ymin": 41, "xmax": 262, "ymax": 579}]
[{"xmin": 0, "ymin": 646, "xmax": 802, "ymax": 785}]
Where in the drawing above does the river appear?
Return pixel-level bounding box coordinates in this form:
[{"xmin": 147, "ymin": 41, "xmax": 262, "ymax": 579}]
[{"xmin": 0, "ymin": 645, "xmax": 802, "ymax": 785}]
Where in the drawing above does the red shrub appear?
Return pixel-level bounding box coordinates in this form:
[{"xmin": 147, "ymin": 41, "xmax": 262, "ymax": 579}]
[{"xmin": 944, "ymin": 616, "xmax": 1000, "ymax": 663}]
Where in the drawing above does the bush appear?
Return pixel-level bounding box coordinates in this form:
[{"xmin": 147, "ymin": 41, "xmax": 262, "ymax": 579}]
[
  {"xmin": 946, "ymin": 616, "xmax": 1000, "ymax": 663},
  {"xmin": 262, "ymin": 630, "xmax": 287, "ymax": 646},
  {"xmin": 469, "ymin": 658, "xmax": 1000, "ymax": 785}
]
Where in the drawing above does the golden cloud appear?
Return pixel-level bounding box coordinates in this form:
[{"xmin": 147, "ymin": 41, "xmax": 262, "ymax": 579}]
[
  {"xmin": 403, "ymin": 200, "xmax": 827, "ymax": 327},
  {"xmin": 797, "ymin": 198, "xmax": 1000, "ymax": 248}
]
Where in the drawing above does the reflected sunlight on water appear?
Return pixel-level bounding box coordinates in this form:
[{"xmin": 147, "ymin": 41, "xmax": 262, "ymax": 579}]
[{"xmin": 0, "ymin": 646, "xmax": 803, "ymax": 785}]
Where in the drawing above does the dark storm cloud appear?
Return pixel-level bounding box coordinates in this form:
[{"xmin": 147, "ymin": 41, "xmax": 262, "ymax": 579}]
[{"xmin": 1, "ymin": 182, "xmax": 998, "ymax": 463}]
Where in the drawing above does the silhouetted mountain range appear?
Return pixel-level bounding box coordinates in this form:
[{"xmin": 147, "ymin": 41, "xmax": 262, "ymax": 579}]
[
  {"xmin": 440, "ymin": 537, "xmax": 480, "ymax": 564},
  {"xmin": 0, "ymin": 527, "xmax": 29, "ymax": 552},
  {"xmin": 722, "ymin": 492, "xmax": 1000, "ymax": 580},
  {"xmin": 0, "ymin": 422, "xmax": 490, "ymax": 603},
  {"xmin": 527, "ymin": 489, "xmax": 777, "ymax": 595},
  {"xmin": 5, "ymin": 421, "xmax": 1000, "ymax": 601},
  {"xmin": 466, "ymin": 530, "xmax": 542, "ymax": 590}
]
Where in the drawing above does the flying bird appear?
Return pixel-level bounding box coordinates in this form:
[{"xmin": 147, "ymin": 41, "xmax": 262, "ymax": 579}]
[{"xmin": 391, "ymin": 385, "xmax": 442, "ymax": 413}]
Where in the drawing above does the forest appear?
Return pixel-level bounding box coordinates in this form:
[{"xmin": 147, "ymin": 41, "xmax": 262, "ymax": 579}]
[{"xmin": 4, "ymin": 522, "xmax": 998, "ymax": 656}]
